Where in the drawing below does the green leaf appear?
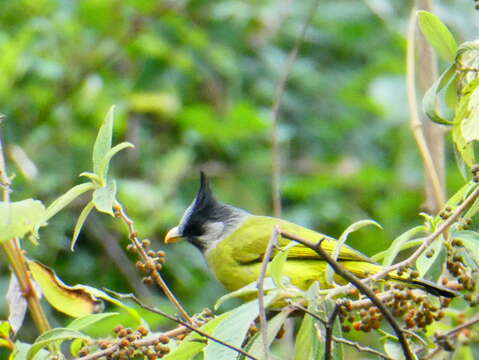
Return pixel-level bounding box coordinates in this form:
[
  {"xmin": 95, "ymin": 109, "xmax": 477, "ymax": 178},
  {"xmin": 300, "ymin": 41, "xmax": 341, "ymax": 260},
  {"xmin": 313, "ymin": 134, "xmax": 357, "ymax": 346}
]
[
  {"xmin": 80, "ymin": 287, "xmax": 142, "ymax": 325},
  {"xmin": 163, "ymin": 312, "xmax": 232, "ymax": 360},
  {"xmin": 71, "ymin": 201, "xmax": 95, "ymax": 251},
  {"xmin": 70, "ymin": 337, "xmax": 87, "ymax": 357},
  {"xmin": 451, "ymin": 230, "xmax": 479, "ymax": 265},
  {"xmin": 452, "ymin": 120, "xmax": 475, "ymax": 168},
  {"xmin": 36, "ymin": 182, "xmax": 96, "ymax": 235},
  {"xmin": 416, "ymin": 236, "xmax": 444, "ymax": 278},
  {"xmin": 0, "ymin": 321, "xmax": 11, "ymax": 338},
  {"xmin": 93, "ymin": 106, "xmax": 115, "ymax": 176},
  {"xmin": 0, "ymin": 199, "xmax": 46, "ymax": 243},
  {"xmin": 417, "ymin": 10, "xmax": 458, "ymax": 62},
  {"xmin": 67, "ymin": 312, "xmax": 120, "ymax": 331},
  {"xmin": 248, "ymin": 308, "xmax": 291, "ymax": 358},
  {"xmin": 92, "ymin": 180, "xmax": 117, "ymax": 216},
  {"xmin": 422, "ymin": 64, "xmax": 456, "ymax": 125},
  {"xmin": 384, "ymin": 339, "xmax": 405, "ymax": 360},
  {"xmin": 204, "ymin": 294, "xmax": 275, "ymax": 360},
  {"xmin": 97, "ymin": 142, "xmax": 134, "ymax": 181},
  {"xmin": 327, "ymin": 219, "xmax": 382, "ymax": 284},
  {"xmin": 269, "ymin": 247, "xmax": 290, "ymax": 289},
  {"xmin": 27, "ymin": 328, "xmax": 90, "ymax": 360},
  {"xmin": 382, "ymin": 226, "xmax": 426, "ymax": 266},
  {"xmin": 11, "ymin": 341, "xmax": 50, "ymax": 360},
  {"xmin": 461, "ymin": 86, "xmax": 479, "ymax": 143},
  {"xmin": 214, "ymin": 278, "xmax": 276, "ymax": 311},
  {"xmin": 294, "ymin": 305, "xmax": 322, "ymax": 360}
]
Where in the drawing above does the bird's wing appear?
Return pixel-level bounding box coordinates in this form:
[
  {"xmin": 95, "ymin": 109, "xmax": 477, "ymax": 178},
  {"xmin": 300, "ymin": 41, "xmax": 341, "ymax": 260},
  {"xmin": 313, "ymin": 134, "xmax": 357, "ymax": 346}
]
[{"xmin": 228, "ymin": 216, "xmax": 372, "ymax": 264}]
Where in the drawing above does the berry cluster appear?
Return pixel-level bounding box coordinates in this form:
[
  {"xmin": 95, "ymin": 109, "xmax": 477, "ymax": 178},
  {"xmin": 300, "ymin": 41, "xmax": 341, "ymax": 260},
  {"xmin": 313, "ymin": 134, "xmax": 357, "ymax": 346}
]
[
  {"xmin": 78, "ymin": 325, "xmax": 170, "ymax": 359},
  {"xmin": 126, "ymin": 239, "xmax": 167, "ymax": 285}
]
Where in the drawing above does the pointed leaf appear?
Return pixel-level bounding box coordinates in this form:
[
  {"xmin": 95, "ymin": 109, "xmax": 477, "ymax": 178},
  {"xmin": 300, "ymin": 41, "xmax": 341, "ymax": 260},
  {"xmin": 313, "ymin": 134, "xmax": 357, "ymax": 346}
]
[
  {"xmin": 384, "ymin": 339, "xmax": 405, "ymax": 360},
  {"xmin": 417, "ymin": 10, "xmax": 457, "ymax": 62},
  {"xmin": 67, "ymin": 312, "xmax": 120, "ymax": 331},
  {"xmin": 248, "ymin": 308, "xmax": 292, "ymax": 358},
  {"xmin": 97, "ymin": 142, "xmax": 134, "ymax": 181},
  {"xmin": 35, "ymin": 183, "xmax": 95, "ymax": 235},
  {"xmin": 204, "ymin": 294, "xmax": 275, "ymax": 360},
  {"xmin": 28, "ymin": 260, "xmax": 103, "ymax": 318},
  {"xmin": 382, "ymin": 226, "xmax": 426, "ymax": 266},
  {"xmin": 92, "ymin": 180, "xmax": 117, "ymax": 216},
  {"xmin": 422, "ymin": 64, "xmax": 456, "ymax": 125},
  {"xmin": 461, "ymin": 86, "xmax": 479, "ymax": 143},
  {"xmin": 327, "ymin": 219, "xmax": 382, "ymax": 284},
  {"xmin": 7, "ymin": 273, "xmax": 27, "ymax": 334},
  {"xmin": 71, "ymin": 201, "xmax": 95, "ymax": 251},
  {"xmin": 416, "ymin": 236, "xmax": 444, "ymax": 278},
  {"xmin": 27, "ymin": 328, "xmax": 90, "ymax": 360},
  {"xmin": 215, "ymin": 278, "xmax": 275, "ymax": 311},
  {"xmin": 93, "ymin": 106, "xmax": 115, "ymax": 175},
  {"xmin": 80, "ymin": 287, "xmax": 142, "ymax": 325},
  {"xmin": 163, "ymin": 312, "xmax": 232, "ymax": 360},
  {"xmin": 269, "ymin": 248, "xmax": 290, "ymax": 289},
  {"xmin": 0, "ymin": 199, "xmax": 46, "ymax": 242},
  {"xmin": 451, "ymin": 230, "xmax": 479, "ymax": 265}
]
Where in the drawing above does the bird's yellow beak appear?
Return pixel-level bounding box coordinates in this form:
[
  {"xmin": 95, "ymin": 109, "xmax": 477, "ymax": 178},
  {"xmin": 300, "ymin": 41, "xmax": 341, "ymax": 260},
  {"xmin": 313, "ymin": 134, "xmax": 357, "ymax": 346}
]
[{"xmin": 164, "ymin": 226, "xmax": 183, "ymax": 244}]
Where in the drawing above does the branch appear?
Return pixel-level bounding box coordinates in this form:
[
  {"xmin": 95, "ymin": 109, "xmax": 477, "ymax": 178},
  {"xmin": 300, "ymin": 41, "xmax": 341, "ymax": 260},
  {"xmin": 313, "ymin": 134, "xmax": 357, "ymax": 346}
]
[
  {"xmin": 281, "ymin": 232, "xmax": 414, "ymax": 360},
  {"xmin": 326, "ymin": 184, "xmax": 479, "ymax": 298},
  {"xmin": 325, "ymin": 303, "xmax": 341, "ymax": 360},
  {"xmin": 113, "ymin": 202, "xmax": 192, "ymax": 323},
  {"xmin": 105, "ymin": 292, "xmax": 259, "ymax": 360},
  {"xmin": 256, "ymin": 226, "xmax": 280, "ymax": 360},
  {"xmin": 77, "ymin": 325, "xmax": 189, "ymax": 360},
  {"xmin": 271, "ymin": 0, "xmax": 320, "ymax": 217},
  {"xmin": 332, "ymin": 336, "xmax": 394, "ymax": 360}
]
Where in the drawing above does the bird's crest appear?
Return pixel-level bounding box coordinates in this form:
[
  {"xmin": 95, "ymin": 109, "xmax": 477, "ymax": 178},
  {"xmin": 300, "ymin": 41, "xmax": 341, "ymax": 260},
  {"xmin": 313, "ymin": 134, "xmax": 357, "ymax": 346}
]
[{"xmin": 191, "ymin": 171, "xmax": 216, "ymax": 213}]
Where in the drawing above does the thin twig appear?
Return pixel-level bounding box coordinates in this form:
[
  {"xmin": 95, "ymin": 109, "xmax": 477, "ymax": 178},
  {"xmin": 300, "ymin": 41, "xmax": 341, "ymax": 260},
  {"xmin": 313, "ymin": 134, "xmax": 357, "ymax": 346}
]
[
  {"xmin": 332, "ymin": 336, "xmax": 394, "ymax": 360},
  {"xmin": 281, "ymin": 233, "xmax": 414, "ymax": 360},
  {"xmin": 438, "ymin": 314, "xmax": 479, "ymax": 340},
  {"xmin": 77, "ymin": 325, "xmax": 189, "ymax": 360},
  {"xmin": 256, "ymin": 226, "xmax": 280, "ymax": 360},
  {"xmin": 406, "ymin": 7, "xmax": 445, "ymax": 209},
  {"xmin": 108, "ymin": 292, "xmax": 259, "ymax": 360},
  {"xmin": 325, "ymin": 303, "xmax": 341, "ymax": 360},
  {"xmin": 326, "ymin": 184, "xmax": 479, "ymax": 298},
  {"xmin": 113, "ymin": 202, "xmax": 192, "ymax": 323},
  {"xmin": 422, "ymin": 314, "xmax": 479, "ymax": 359},
  {"xmin": 271, "ymin": 0, "xmax": 320, "ymax": 217}
]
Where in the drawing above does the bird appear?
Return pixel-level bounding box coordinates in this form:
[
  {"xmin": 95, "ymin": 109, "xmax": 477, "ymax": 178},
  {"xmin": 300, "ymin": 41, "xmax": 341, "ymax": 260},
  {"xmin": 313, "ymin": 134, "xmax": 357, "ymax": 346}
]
[{"xmin": 164, "ymin": 173, "xmax": 456, "ymax": 298}]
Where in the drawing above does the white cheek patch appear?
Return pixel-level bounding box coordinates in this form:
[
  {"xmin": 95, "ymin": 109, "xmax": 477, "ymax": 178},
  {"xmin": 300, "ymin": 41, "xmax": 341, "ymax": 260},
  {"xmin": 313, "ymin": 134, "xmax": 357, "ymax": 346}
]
[{"xmin": 198, "ymin": 222, "xmax": 226, "ymax": 245}]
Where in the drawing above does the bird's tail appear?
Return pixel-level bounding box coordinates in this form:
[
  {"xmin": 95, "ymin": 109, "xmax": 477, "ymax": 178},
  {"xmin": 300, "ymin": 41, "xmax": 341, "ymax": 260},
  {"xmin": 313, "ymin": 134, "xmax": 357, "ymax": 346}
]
[
  {"xmin": 392, "ymin": 276, "xmax": 458, "ymax": 298},
  {"xmin": 343, "ymin": 262, "xmax": 458, "ymax": 298}
]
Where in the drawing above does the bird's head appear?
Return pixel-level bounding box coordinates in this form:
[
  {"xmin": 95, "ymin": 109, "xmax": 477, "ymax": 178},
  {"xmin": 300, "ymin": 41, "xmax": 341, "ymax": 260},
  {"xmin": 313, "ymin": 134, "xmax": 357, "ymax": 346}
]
[{"xmin": 164, "ymin": 172, "xmax": 248, "ymax": 252}]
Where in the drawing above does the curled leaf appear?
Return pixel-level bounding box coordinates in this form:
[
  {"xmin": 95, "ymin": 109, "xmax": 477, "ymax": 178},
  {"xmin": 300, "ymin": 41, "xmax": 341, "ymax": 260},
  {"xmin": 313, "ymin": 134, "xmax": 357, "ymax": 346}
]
[{"xmin": 28, "ymin": 260, "xmax": 103, "ymax": 318}]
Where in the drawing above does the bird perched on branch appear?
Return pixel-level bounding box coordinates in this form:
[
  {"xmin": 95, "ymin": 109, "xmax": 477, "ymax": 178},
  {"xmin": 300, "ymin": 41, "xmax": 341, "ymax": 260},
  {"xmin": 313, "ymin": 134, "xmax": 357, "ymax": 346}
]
[{"xmin": 165, "ymin": 173, "xmax": 456, "ymax": 298}]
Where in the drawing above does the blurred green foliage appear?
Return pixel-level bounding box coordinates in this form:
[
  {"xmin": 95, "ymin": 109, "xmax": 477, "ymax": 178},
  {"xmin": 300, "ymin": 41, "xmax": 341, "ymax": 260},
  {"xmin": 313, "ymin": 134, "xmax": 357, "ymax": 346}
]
[{"xmin": 0, "ymin": 0, "xmax": 478, "ymax": 339}]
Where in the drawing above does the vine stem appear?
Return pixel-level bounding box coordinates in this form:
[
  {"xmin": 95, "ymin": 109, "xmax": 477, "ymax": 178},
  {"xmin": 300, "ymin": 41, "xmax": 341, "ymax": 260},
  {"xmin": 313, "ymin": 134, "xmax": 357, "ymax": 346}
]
[
  {"xmin": 113, "ymin": 201, "xmax": 192, "ymax": 323},
  {"xmin": 0, "ymin": 122, "xmax": 51, "ymax": 335}
]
